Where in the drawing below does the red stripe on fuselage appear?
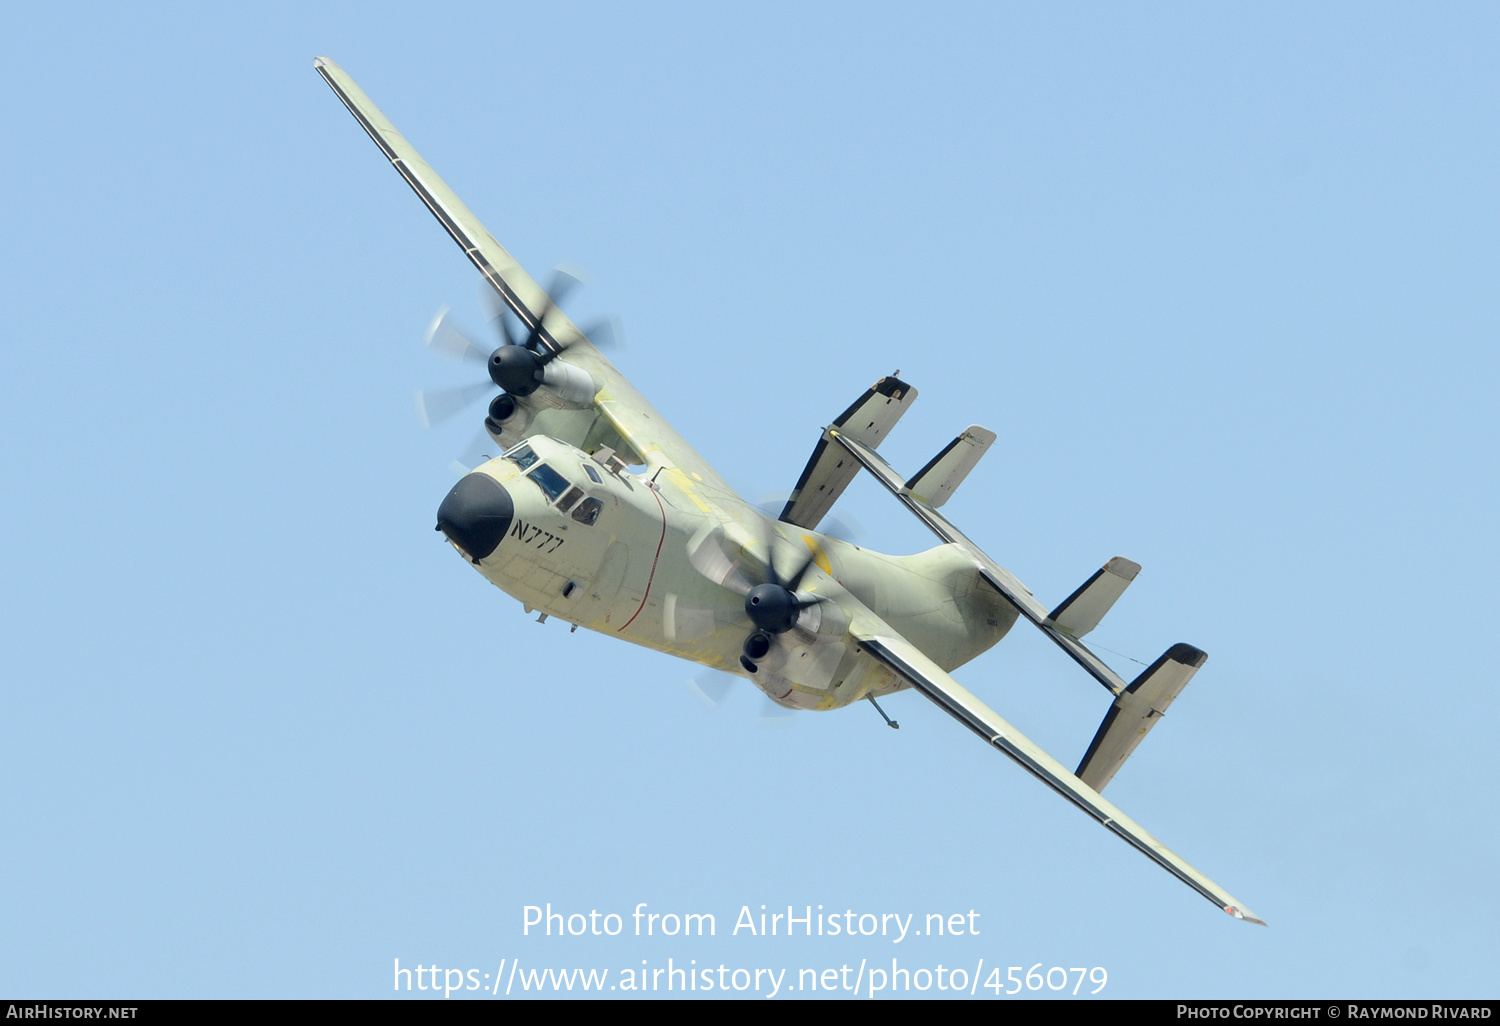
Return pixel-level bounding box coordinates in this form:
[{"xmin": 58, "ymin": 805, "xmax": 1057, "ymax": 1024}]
[{"xmin": 617, "ymin": 484, "xmax": 667, "ymax": 633}]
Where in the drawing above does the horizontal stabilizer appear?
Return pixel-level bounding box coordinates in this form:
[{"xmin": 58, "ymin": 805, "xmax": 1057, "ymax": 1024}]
[
  {"xmin": 902, "ymin": 426, "xmax": 996, "ymax": 508},
  {"xmin": 1076, "ymin": 643, "xmax": 1207, "ymax": 792},
  {"xmin": 780, "ymin": 376, "xmax": 916, "ymax": 530},
  {"xmin": 827, "ymin": 428, "xmax": 1133, "ymax": 697},
  {"xmin": 1045, "ymin": 556, "xmax": 1141, "ymax": 638}
]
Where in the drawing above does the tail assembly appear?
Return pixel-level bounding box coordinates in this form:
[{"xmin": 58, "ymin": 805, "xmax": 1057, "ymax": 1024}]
[
  {"xmin": 901, "ymin": 426, "xmax": 996, "ymax": 508},
  {"xmin": 1076, "ymin": 644, "xmax": 1207, "ymax": 791},
  {"xmin": 780, "ymin": 375, "xmax": 916, "ymax": 530},
  {"xmin": 775, "ymin": 374, "xmax": 1247, "ymax": 919},
  {"xmin": 1044, "ymin": 557, "xmax": 1141, "ymax": 639},
  {"xmin": 822, "ymin": 420, "xmax": 1211, "ymax": 793}
]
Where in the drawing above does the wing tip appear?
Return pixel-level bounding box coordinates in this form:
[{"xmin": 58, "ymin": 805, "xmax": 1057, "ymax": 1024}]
[
  {"xmin": 1224, "ymin": 904, "xmax": 1268, "ymax": 927},
  {"xmin": 1167, "ymin": 642, "xmax": 1209, "ymax": 668}
]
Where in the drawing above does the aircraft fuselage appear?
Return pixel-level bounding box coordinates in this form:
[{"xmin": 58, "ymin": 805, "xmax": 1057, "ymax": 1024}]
[{"xmin": 437, "ymin": 434, "xmax": 1016, "ymax": 709}]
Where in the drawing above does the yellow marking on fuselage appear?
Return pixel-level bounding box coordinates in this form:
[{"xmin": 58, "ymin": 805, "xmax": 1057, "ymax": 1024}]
[
  {"xmin": 802, "ymin": 535, "xmax": 832, "ymax": 576},
  {"xmin": 665, "ymin": 467, "xmax": 714, "ymax": 513}
]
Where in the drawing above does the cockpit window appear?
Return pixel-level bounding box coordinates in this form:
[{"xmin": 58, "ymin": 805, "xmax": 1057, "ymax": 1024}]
[
  {"xmin": 583, "ymin": 463, "xmax": 602, "ymax": 484},
  {"xmin": 527, "ymin": 463, "xmax": 572, "ymax": 503},
  {"xmin": 506, "ymin": 443, "xmax": 539, "ymax": 471},
  {"xmin": 556, "ymin": 486, "xmax": 583, "ymax": 513},
  {"xmin": 571, "ymin": 497, "xmax": 603, "ymax": 526}
]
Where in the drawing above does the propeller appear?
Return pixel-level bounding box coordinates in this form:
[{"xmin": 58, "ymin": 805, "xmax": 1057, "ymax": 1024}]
[
  {"xmin": 686, "ymin": 670, "xmax": 736, "ymax": 710},
  {"xmin": 758, "ymin": 696, "xmax": 797, "ymax": 727},
  {"xmin": 413, "ymin": 308, "xmax": 496, "ymax": 430},
  {"xmin": 688, "ymin": 520, "xmax": 831, "ymax": 676},
  {"xmin": 754, "ymin": 496, "xmax": 864, "ymax": 546},
  {"xmin": 685, "ymin": 669, "xmax": 799, "ymax": 728},
  {"xmin": 744, "ymin": 524, "xmax": 824, "ymax": 635},
  {"xmin": 413, "ymin": 269, "xmax": 618, "ymax": 434},
  {"xmin": 483, "ymin": 267, "xmax": 581, "ymax": 396}
]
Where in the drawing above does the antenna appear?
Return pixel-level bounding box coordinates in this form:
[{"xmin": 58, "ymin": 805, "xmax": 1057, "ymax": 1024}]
[{"xmin": 865, "ymin": 693, "xmax": 899, "ymax": 729}]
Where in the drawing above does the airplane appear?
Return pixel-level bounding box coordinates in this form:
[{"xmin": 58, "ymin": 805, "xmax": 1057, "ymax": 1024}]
[{"xmin": 314, "ymin": 56, "xmax": 1264, "ymax": 926}]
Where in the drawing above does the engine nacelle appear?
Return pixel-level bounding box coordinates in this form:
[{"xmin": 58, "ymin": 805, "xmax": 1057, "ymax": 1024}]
[
  {"xmin": 484, "ymin": 392, "xmax": 533, "ymax": 451},
  {"xmin": 792, "ymin": 595, "xmax": 848, "ymax": 644},
  {"xmin": 487, "ymin": 393, "xmax": 518, "ymax": 424},
  {"xmin": 534, "ymin": 359, "xmax": 597, "ymax": 410},
  {"xmin": 482, "ymin": 359, "xmax": 596, "ymax": 449},
  {"xmin": 739, "ymin": 596, "xmax": 851, "ymax": 701}
]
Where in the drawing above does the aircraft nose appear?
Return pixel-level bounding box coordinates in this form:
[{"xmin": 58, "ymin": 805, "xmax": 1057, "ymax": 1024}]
[{"xmin": 436, "ymin": 473, "xmax": 513, "ymax": 561}]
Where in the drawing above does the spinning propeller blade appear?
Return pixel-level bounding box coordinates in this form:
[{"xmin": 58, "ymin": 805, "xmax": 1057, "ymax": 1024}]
[
  {"xmin": 480, "ymin": 269, "xmax": 617, "ymax": 357},
  {"xmin": 686, "ymin": 670, "xmax": 736, "ymax": 710},
  {"xmin": 685, "ymin": 670, "xmax": 798, "ymax": 730},
  {"xmin": 577, "ymin": 316, "xmax": 623, "ymax": 352},
  {"xmin": 755, "ymin": 496, "xmax": 862, "ymax": 544},
  {"xmin": 532, "ymin": 266, "xmax": 584, "ymax": 349},
  {"xmin": 453, "ymin": 423, "xmax": 500, "ymax": 472},
  {"xmin": 758, "ymin": 696, "xmax": 796, "ymax": 727},
  {"xmin": 423, "ymin": 307, "xmax": 492, "ymax": 365},
  {"xmin": 686, "ymin": 528, "xmax": 756, "ymax": 598},
  {"xmin": 414, "ymin": 381, "xmax": 495, "ymax": 429},
  {"xmin": 415, "ymin": 307, "xmax": 498, "ymax": 429}
]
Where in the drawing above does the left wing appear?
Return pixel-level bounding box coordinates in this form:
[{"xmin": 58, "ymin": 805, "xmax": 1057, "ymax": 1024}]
[
  {"xmin": 847, "ymin": 617, "xmax": 1264, "ymax": 925},
  {"xmin": 313, "ymin": 57, "xmax": 736, "ymax": 493}
]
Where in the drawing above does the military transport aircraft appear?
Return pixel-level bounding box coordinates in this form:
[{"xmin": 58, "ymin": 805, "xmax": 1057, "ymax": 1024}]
[{"xmin": 315, "ymin": 57, "xmax": 1263, "ymax": 925}]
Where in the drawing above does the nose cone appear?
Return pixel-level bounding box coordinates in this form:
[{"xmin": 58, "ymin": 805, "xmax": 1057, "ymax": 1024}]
[{"xmin": 436, "ymin": 473, "xmax": 513, "ymax": 561}]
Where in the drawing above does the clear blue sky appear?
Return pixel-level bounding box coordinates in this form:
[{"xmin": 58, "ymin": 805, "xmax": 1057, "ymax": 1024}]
[{"xmin": 2, "ymin": 2, "xmax": 1496, "ymax": 999}]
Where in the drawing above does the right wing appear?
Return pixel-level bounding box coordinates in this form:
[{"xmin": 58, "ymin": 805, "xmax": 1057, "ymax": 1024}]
[
  {"xmin": 314, "ymin": 57, "xmax": 737, "ymax": 494},
  {"xmin": 849, "ymin": 621, "xmax": 1264, "ymax": 925}
]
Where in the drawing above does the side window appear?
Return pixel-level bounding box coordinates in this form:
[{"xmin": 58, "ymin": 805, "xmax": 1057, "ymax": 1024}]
[
  {"xmin": 506, "ymin": 444, "xmax": 538, "ymax": 471},
  {"xmin": 527, "ymin": 463, "xmax": 572, "ymax": 503},
  {"xmin": 556, "ymin": 486, "xmax": 583, "ymax": 513},
  {"xmin": 571, "ymin": 497, "xmax": 603, "ymax": 526},
  {"xmin": 583, "ymin": 463, "xmax": 602, "ymax": 484}
]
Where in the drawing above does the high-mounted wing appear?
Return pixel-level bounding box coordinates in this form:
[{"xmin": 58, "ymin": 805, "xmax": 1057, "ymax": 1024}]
[
  {"xmin": 847, "ymin": 619, "xmax": 1263, "ymax": 924},
  {"xmin": 313, "ymin": 57, "xmax": 733, "ymax": 491},
  {"xmin": 314, "ymin": 58, "xmax": 560, "ymax": 351}
]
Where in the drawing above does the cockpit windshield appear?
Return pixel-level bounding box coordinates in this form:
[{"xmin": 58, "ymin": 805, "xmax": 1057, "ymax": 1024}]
[
  {"xmin": 527, "ymin": 463, "xmax": 572, "ymax": 503},
  {"xmin": 507, "ymin": 443, "xmax": 601, "ymax": 525},
  {"xmin": 505, "ymin": 443, "xmax": 539, "ymax": 471}
]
